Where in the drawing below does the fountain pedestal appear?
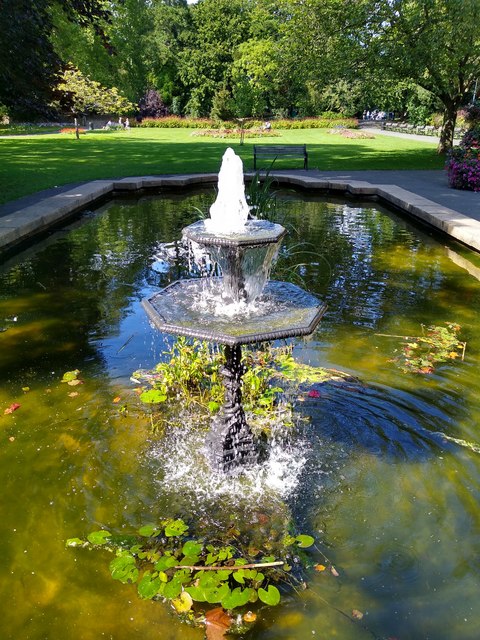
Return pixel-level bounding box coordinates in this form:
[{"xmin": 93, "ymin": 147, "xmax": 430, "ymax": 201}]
[{"xmin": 206, "ymin": 344, "xmax": 266, "ymax": 472}]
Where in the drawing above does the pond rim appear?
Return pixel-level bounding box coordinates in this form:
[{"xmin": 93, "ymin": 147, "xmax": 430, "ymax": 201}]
[{"xmin": 1, "ymin": 171, "xmax": 480, "ymax": 256}]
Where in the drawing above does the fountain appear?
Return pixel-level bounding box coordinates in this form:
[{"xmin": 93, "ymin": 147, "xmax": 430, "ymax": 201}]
[{"xmin": 142, "ymin": 148, "xmax": 327, "ymax": 471}]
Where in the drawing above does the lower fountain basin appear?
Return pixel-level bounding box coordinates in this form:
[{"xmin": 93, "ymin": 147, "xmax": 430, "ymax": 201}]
[{"xmin": 143, "ymin": 279, "xmax": 327, "ymax": 346}]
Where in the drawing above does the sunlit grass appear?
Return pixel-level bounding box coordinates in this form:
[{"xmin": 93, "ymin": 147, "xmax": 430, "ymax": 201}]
[{"xmin": 0, "ymin": 127, "xmax": 444, "ymax": 205}]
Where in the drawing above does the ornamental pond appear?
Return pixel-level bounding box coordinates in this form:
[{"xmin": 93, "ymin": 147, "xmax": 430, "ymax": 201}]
[{"xmin": 1, "ymin": 188, "xmax": 480, "ymax": 639}]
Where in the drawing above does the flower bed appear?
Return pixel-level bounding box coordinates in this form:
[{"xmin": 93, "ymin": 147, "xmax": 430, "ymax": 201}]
[
  {"xmin": 328, "ymin": 127, "xmax": 374, "ymax": 139},
  {"xmin": 446, "ymin": 127, "xmax": 480, "ymax": 191},
  {"xmin": 59, "ymin": 127, "xmax": 87, "ymax": 135},
  {"xmin": 139, "ymin": 116, "xmax": 358, "ymax": 130},
  {"xmin": 191, "ymin": 128, "xmax": 279, "ymax": 139}
]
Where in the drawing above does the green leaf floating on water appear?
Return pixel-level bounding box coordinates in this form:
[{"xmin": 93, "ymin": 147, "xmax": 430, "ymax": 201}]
[
  {"xmin": 109, "ymin": 554, "xmax": 139, "ymax": 584},
  {"xmin": 65, "ymin": 537, "xmax": 86, "ymax": 547},
  {"xmin": 140, "ymin": 389, "xmax": 167, "ymax": 403},
  {"xmin": 258, "ymin": 585, "xmax": 281, "ymax": 606},
  {"xmin": 221, "ymin": 586, "xmax": 253, "ymax": 610},
  {"xmin": 138, "ymin": 524, "xmax": 161, "ymax": 537},
  {"xmin": 164, "ymin": 519, "xmax": 189, "ymax": 537},
  {"xmin": 295, "ymin": 534, "xmax": 315, "ymax": 548},
  {"xmin": 87, "ymin": 530, "xmax": 112, "ymax": 545},
  {"xmin": 137, "ymin": 571, "xmax": 163, "ymax": 600},
  {"xmin": 182, "ymin": 540, "xmax": 203, "ymax": 557},
  {"xmin": 154, "ymin": 554, "xmax": 177, "ymax": 571}
]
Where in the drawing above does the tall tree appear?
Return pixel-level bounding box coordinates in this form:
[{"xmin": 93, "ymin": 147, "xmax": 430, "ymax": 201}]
[
  {"xmin": 0, "ymin": 0, "xmax": 111, "ymax": 118},
  {"xmin": 149, "ymin": 0, "xmax": 191, "ymax": 107},
  {"xmin": 178, "ymin": 0, "xmax": 254, "ymax": 116},
  {"xmin": 371, "ymin": 0, "xmax": 480, "ymax": 152}
]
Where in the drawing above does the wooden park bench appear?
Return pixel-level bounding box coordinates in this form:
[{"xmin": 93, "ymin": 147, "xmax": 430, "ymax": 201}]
[{"xmin": 253, "ymin": 144, "xmax": 308, "ymax": 170}]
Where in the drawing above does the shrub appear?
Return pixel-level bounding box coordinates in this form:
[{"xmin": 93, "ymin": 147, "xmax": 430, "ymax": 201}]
[
  {"xmin": 464, "ymin": 101, "xmax": 480, "ymax": 127},
  {"xmin": 446, "ymin": 126, "xmax": 480, "ymax": 191},
  {"xmin": 138, "ymin": 90, "xmax": 169, "ymax": 119}
]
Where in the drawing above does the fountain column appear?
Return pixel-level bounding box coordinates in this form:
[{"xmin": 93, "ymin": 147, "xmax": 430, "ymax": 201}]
[{"xmin": 208, "ymin": 344, "xmax": 263, "ymax": 472}]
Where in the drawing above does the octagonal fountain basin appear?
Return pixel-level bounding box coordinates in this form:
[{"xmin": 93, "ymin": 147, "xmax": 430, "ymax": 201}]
[{"xmin": 143, "ymin": 278, "xmax": 327, "ymax": 346}]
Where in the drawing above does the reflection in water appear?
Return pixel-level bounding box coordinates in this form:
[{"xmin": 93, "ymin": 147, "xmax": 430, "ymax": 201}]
[{"xmin": 0, "ymin": 190, "xmax": 479, "ymax": 639}]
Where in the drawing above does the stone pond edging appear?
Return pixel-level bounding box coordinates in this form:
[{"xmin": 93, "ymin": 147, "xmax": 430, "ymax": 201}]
[{"xmin": 1, "ymin": 172, "xmax": 480, "ymax": 254}]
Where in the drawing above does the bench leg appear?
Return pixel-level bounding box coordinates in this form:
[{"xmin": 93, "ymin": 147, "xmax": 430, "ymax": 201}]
[{"xmin": 254, "ymin": 156, "xmax": 257, "ymax": 171}]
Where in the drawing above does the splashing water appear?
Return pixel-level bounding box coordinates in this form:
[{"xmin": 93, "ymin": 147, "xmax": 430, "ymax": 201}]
[{"xmin": 147, "ymin": 416, "xmax": 308, "ymax": 512}]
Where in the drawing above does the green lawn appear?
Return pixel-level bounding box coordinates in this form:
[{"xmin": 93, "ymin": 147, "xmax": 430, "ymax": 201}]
[{"xmin": 0, "ymin": 127, "xmax": 444, "ymax": 205}]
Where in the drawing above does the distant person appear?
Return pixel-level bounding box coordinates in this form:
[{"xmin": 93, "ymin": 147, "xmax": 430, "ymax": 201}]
[
  {"xmin": 263, "ymin": 121, "xmax": 272, "ymax": 130},
  {"xmin": 125, "ymin": 118, "xmax": 130, "ymax": 130}
]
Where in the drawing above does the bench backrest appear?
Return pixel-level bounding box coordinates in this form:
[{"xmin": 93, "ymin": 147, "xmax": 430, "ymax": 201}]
[{"xmin": 254, "ymin": 145, "xmax": 306, "ymax": 153}]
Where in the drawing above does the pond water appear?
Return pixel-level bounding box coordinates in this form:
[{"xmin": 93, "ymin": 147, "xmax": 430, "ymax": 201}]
[{"xmin": 1, "ymin": 189, "xmax": 480, "ymax": 640}]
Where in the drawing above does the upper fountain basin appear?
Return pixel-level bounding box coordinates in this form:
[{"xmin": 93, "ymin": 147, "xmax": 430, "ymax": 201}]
[{"xmin": 183, "ymin": 219, "xmax": 286, "ymax": 247}]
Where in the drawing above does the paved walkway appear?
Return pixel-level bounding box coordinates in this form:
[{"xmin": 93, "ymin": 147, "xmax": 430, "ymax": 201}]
[{"xmin": 0, "ymin": 169, "xmax": 479, "ymax": 255}]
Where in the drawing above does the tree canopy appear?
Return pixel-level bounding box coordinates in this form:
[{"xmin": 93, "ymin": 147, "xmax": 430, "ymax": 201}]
[{"xmin": 1, "ymin": 0, "xmax": 479, "ymax": 150}]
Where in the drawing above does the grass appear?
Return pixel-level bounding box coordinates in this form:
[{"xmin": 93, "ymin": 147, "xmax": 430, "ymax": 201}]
[{"xmin": 0, "ymin": 127, "xmax": 445, "ymax": 205}]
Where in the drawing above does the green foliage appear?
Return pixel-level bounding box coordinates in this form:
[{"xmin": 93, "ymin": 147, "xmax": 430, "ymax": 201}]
[
  {"xmin": 56, "ymin": 67, "xmax": 134, "ymax": 116},
  {"xmin": 246, "ymin": 168, "xmax": 279, "ymax": 222},
  {"xmin": 210, "ymin": 87, "xmax": 234, "ymax": 122},
  {"xmin": 67, "ymin": 516, "xmax": 317, "ymax": 626},
  {"xmin": 0, "ymin": 0, "xmax": 111, "ymax": 119},
  {"xmin": 132, "ymin": 339, "xmax": 291, "ymax": 428}
]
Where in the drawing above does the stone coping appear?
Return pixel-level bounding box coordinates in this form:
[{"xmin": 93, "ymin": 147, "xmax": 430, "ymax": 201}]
[{"xmin": 1, "ymin": 172, "xmax": 480, "ymax": 255}]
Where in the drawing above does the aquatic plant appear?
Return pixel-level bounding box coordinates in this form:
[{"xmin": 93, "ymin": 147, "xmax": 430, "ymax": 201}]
[
  {"xmin": 67, "ymin": 517, "xmax": 317, "ymax": 634},
  {"xmin": 378, "ymin": 322, "xmax": 466, "ymax": 374}
]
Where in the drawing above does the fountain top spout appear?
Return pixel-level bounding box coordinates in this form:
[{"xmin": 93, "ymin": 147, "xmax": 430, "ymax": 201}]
[{"xmin": 206, "ymin": 147, "xmax": 250, "ymax": 234}]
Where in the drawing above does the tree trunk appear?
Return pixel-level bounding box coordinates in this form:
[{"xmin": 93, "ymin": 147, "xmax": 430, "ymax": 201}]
[{"xmin": 438, "ymin": 100, "xmax": 458, "ymax": 154}]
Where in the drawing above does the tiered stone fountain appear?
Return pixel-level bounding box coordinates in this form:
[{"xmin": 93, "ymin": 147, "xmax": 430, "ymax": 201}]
[{"xmin": 143, "ymin": 148, "xmax": 327, "ymax": 471}]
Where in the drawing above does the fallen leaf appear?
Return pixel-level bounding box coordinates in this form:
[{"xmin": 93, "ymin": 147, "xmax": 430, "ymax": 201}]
[
  {"xmin": 205, "ymin": 607, "xmax": 231, "ymax": 640},
  {"xmin": 4, "ymin": 403, "xmax": 21, "ymax": 415},
  {"xmin": 352, "ymin": 609, "xmax": 364, "ymax": 620},
  {"xmin": 308, "ymin": 389, "xmax": 321, "ymax": 398},
  {"xmin": 314, "ymin": 564, "xmax": 326, "ymax": 572},
  {"xmin": 68, "ymin": 392, "xmax": 79, "ymax": 398},
  {"xmin": 9, "ymin": 436, "xmax": 15, "ymax": 442},
  {"xmin": 243, "ymin": 611, "xmax": 257, "ymax": 623},
  {"xmin": 67, "ymin": 379, "xmax": 83, "ymax": 386},
  {"xmin": 171, "ymin": 590, "xmax": 193, "ymax": 613},
  {"xmin": 330, "ymin": 566, "xmax": 339, "ymax": 577},
  {"xmin": 22, "ymin": 387, "xmax": 30, "ymax": 392},
  {"xmin": 113, "ymin": 396, "xmax": 121, "ymax": 403}
]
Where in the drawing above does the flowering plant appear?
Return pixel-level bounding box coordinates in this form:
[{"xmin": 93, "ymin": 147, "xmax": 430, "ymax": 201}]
[{"xmin": 446, "ymin": 125, "xmax": 480, "ymax": 191}]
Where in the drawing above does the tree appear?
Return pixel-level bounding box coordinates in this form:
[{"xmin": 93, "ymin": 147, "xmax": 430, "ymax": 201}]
[
  {"xmin": 149, "ymin": 0, "xmax": 192, "ymax": 107},
  {"xmin": 56, "ymin": 67, "xmax": 134, "ymax": 116},
  {"xmin": 178, "ymin": 0, "xmax": 254, "ymax": 116},
  {"xmin": 274, "ymin": 0, "xmax": 372, "ymax": 115},
  {"xmin": 371, "ymin": 0, "xmax": 480, "ymax": 152},
  {"xmin": 0, "ymin": 0, "xmax": 111, "ymax": 118},
  {"xmin": 52, "ymin": 0, "xmax": 157, "ymax": 104}
]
